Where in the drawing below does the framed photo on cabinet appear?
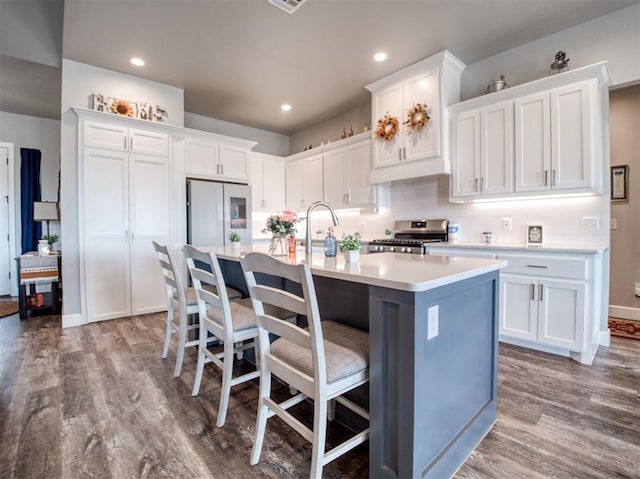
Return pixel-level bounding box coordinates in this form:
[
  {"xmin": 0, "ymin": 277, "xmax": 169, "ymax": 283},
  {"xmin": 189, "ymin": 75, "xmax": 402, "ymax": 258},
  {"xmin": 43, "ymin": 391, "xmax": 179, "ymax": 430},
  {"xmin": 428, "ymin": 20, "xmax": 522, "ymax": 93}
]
[
  {"xmin": 526, "ymin": 225, "xmax": 543, "ymax": 247},
  {"xmin": 611, "ymin": 165, "xmax": 628, "ymax": 202}
]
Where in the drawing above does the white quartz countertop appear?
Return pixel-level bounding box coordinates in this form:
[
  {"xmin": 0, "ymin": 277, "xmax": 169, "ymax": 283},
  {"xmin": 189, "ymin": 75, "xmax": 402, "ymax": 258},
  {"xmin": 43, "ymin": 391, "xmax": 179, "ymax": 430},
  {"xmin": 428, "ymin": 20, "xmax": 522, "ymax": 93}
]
[
  {"xmin": 425, "ymin": 242, "xmax": 608, "ymax": 254},
  {"xmin": 202, "ymin": 244, "xmax": 507, "ymax": 293}
]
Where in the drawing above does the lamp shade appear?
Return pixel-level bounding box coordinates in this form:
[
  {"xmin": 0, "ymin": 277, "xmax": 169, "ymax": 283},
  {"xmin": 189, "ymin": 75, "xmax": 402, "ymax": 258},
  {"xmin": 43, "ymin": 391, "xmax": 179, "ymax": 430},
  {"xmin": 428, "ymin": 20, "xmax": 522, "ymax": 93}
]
[{"xmin": 33, "ymin": 202, "xmax": 59, "ymax": 221}]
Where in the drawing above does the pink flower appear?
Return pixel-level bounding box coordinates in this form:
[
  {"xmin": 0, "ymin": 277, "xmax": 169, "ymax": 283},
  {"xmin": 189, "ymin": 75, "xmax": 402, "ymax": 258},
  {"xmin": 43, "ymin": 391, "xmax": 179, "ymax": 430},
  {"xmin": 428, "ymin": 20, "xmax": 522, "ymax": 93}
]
[{"xmin": 280, "ymin": 210, "xmax": 298, "ymax": 223}]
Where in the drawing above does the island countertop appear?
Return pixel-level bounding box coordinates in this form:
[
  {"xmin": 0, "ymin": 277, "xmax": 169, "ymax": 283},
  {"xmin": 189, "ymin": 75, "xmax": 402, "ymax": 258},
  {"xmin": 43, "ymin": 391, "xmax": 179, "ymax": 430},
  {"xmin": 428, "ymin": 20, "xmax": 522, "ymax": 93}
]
[{"xmin": 200, "ymin": 244, "xmax": 507, "ymax": 293}]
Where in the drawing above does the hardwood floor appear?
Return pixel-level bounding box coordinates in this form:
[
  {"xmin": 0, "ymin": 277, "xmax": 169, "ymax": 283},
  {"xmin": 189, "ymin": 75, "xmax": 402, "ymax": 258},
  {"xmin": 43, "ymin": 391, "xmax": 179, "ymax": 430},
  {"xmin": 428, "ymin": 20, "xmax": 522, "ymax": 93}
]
[{"xmin": 1, "ymin": 312, "xmax": 638, "ymax": 479}]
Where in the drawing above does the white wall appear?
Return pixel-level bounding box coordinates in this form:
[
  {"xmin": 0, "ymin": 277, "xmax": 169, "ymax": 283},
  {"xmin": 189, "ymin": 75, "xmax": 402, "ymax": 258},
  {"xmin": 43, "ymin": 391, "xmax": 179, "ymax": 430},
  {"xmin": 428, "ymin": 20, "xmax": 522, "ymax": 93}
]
[
  {"xmin": 185, "ymin": 112, "xmax": 289, "ymax": 157},
  {"xmin": 461, "ymin": 3, "xmax": 640, "ymax": 100},
  {"xmin": 60, "ymin": 59, "xmax": 184, "ymax": 323},
  {"xmin": 0, "ymin": 112, "xmax": 61, "ymax": 255}
]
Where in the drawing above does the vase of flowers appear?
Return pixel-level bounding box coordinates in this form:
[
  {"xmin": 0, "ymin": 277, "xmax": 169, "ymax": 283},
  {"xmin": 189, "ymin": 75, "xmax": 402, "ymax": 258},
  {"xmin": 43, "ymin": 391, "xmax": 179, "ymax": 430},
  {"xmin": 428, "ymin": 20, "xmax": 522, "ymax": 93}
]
[{"xmin": 262, "ymin": 210, "xmax": 301, "ymax": 256}]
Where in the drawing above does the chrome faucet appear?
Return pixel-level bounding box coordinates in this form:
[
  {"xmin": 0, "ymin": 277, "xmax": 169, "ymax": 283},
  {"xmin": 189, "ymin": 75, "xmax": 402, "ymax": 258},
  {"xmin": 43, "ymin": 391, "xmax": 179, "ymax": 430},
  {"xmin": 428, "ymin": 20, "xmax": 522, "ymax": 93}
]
[{"xmin": 305, "ymin": 201, "xmax": 340, "ymax": 255}]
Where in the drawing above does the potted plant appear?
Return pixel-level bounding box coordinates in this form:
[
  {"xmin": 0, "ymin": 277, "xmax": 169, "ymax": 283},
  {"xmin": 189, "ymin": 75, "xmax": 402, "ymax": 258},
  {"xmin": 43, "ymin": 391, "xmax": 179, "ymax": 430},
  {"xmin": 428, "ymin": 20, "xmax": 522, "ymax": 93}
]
[
  {"xmin": 228, "ymin": 231, "xmax": 241, "ymax": 249},
  {"xmin": 384, "ymin": 228, "xmax": 393, "ymax": 239},
  {"xmin": 42, "ymin": 234, "xmax": 60, "ymax": 252},
  {"xmin": 340, "ymin": 232, "xmax": 362, "ymax": 263}
]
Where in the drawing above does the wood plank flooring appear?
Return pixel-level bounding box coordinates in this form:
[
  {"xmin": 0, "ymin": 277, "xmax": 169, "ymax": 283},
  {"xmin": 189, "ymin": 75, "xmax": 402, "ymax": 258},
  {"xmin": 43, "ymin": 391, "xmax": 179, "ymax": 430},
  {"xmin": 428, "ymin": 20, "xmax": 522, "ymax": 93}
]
[{"xmin": 1, "ymin": 312, "xmax": 638, "ymax": 478}]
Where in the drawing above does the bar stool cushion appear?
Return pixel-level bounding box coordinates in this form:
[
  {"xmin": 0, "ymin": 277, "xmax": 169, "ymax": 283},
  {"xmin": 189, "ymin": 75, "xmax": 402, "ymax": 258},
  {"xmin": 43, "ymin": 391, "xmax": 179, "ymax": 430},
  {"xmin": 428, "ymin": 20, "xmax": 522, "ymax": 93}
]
[
  {"xmin": 270, "ymin": 321, "xmax": 368, "ymax": 384},
  {"xmin": 206, "ymin": 301, "xmax": 257, "ymax": 332}
]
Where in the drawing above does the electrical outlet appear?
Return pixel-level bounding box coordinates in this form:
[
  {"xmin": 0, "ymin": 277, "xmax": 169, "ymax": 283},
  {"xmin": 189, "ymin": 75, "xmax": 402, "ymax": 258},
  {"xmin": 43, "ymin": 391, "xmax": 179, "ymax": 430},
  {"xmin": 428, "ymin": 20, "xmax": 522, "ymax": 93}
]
[
  {"xmin": 635, "ymin": 282, "xmax": 640, "ymax": 297},
  {"xmin": 610, "ymin": 218, "xmax": 618, "ymax": 230},
  {"xmin": 427, "ymin": 305, "xmax": 439, "ymax": 340},
  {"xmin": 502, "ymin": 218, "xmax": 512, "ymax": 231},
  {"xmin": 581, "ymin": 217, "xmax": 600, "ymax": 232}
]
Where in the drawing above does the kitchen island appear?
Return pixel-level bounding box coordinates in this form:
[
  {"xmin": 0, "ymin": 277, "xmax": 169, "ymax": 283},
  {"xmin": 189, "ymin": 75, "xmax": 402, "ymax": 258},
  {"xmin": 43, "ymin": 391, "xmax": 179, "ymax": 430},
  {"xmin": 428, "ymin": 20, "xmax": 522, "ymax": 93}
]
[{"xmin": 203, "ymin": 244, "xmax": 506, "ymax": 479}]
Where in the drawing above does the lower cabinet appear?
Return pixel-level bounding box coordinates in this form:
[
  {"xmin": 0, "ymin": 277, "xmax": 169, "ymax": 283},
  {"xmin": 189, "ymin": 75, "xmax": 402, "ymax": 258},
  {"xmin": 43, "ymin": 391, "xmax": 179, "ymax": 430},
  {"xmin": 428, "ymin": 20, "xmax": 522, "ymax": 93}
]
[{"xmin": 500, "ymin": 274, "xmax": 585, "ymax": 350}]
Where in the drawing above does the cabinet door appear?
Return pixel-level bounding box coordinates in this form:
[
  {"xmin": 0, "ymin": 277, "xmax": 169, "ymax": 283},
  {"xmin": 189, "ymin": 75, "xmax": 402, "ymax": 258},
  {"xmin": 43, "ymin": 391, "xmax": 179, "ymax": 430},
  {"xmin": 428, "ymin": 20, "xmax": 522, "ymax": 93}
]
[
  {"xmin": 220, "ymin": 144, "xmax": 249, "ymax": 181},
  {"xmin": 249, "ymin": 157, "xmax": 265, "ymax": 211},
  {"xmin": 129, "ymin": 154, "xmax": 170, "ymax": 315},
  {"xmin": 83, "ymin": 148, "xmax": 131, "ymax": 322},
  {"xmin": 323, "ymin": 149, "xmax": 348, "ymax": 209},
  {"xmin": 499, "ymin": 274, "xmax": 538, "ymax": 341},
  {"xmin": 83, "ymin": 121, "xmax": 127, "ymax": 151},
  {"xmin": 514, "ymin": 92, "xmax": 551, "ymax": 192},
  {"xmin": 128, "ymin": 128, "xmax": 168, "ymax": 156},
  {"xmin": 371, "ymin": 83, "xmax": 402, "ymax": 168},
  {"xmin": 262, "ymin": 158, "xmax": 285, "ymax": 212},
  {"xmin": 185, "ymin": 138, "xmax": 219, "ymax": 177},
  {"xmin": 481, "ymin": 101, "xmax": 513, "ymax": 196},
  {"xmin": 550, "ymin": 81, "xmax": 592, "ymax": 190},
  {"xmin": 451, "ymin": 110, "xmax": 481, "ymax": 198},
  {"xmin": 303, "ymin": 155, "xmax": 324, "ymax": 209},
  {"xmin": 346, "ymin": 140, "xmax": 374, "ymax": 206},
  {"xmin": 286, "ymin": 161, "xmax": 305, "ymax": 211},
  {"xmin": 403, "ymin": 69, "xmax": 440, "ymax": 161},
  {"xmin": 538, "ymin": 279, "xmax": 585, "ymax": 350}
]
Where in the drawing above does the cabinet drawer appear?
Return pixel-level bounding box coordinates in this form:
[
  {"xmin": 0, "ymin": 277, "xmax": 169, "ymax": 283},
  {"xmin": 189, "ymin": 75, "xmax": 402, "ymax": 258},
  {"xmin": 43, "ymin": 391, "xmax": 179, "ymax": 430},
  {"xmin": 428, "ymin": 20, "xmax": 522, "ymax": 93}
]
[{"xmin": 497, "ymin": 254, "xmax": 588, "ymax": 280}]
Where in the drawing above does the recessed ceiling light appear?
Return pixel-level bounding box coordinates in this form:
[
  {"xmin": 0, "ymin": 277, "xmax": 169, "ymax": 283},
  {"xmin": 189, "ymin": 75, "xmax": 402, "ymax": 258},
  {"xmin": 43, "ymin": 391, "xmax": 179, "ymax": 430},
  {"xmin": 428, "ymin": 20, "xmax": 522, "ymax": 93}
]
[
  {"xmin": 373, "ymin": 52, "xmax": 388, "ymax": 62},
  {"xmin": 281, "ymin": 104, "xmax": 292, "ymax": 111},
  {"xmin": 130, "ymin": 57, "xmax": 145, "ymax": 67}
]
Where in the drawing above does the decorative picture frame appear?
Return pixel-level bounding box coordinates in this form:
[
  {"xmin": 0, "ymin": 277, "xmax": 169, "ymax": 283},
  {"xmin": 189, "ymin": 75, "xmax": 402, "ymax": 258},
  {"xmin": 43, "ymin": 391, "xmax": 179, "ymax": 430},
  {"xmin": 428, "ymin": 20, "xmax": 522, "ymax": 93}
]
[
  {"xmin": 527, "ymin": 225, "xmax": 543, "ymax": 246},
  {"xmin": 611, "ymin": 165, "xmax": 628, "ymax": 202}
]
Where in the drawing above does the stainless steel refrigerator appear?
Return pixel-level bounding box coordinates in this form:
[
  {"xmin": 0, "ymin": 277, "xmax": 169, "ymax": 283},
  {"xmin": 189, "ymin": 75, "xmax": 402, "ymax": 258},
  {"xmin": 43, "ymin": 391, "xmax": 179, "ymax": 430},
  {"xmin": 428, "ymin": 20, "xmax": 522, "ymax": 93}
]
[{"xmin": 186, "ymin": 179, "xmax": 252, "ymax": 247}]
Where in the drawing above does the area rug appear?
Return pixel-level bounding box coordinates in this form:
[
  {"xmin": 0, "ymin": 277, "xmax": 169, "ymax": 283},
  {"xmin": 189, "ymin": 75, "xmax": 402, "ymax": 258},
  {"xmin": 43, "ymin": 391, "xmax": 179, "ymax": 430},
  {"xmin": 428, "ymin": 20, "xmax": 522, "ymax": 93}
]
[
  {"xmin": 609, "ymin": 317, "xmax": 640, "ymax": 340},
  {"xmin": 0, "ymin": 301, "xmax": 19, "ymax": 318}
]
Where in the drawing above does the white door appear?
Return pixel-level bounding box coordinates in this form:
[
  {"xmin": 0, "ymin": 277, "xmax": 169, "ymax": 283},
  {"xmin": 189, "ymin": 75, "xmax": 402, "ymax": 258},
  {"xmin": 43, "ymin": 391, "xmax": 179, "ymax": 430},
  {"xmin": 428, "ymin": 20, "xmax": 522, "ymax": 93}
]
[
  {"xmin": 83, "ymin": 148, "xmax": 131, "ymax": 322},
  {"xmin": 372, "ymin": 83, "xmax": 402, "ymax": 168},
  {"xmin": 83, "ymin": 121, "xmax": 127, "ymax": 151},
  {"xmin": 129, "ymin": 153, "xmax": 170, "ymax": 315},
  {"xmin": 249, "ymin": 157, "xmax": 265, "ymax": 211},
  {"xmin": 499, "ymin": 274, "xmax": 538, "ymax": 341},
  {"xmin": 0, "ymin": 145, "xmax": 11, "ymax": 295},
  {"xmin": 262, "ymin": 158, "xmax": 285, "ymax": 212},
  {"xmin": 185, "ymin": 138, "xmax": 219, "ymax": 177},
  {"xmin": 128, "ymin": 128, "xmax": 168, "ymax": 156},
  {"xmin": 403, "ymin": 69, "xmax": 440, "ymax": 161},
  {"xmin": 323, "ymin": 149, "xmax": 348, "ymax": 209},
  {"xmin": 303, "ymin": 155, "xmax": 324, "ymax": 209},
  {"xmin": 451, "ymin": 110, "xmax": 481, "ymax": 198},
  {"xmin": 550, "ymin": 81, "xmax": 592, "ymax": 190},
  {"xmin": 481, "ymin": 101, "xmax": 513, "ymax": 196},
  {"xmin": 285, "ymin": 161, "xmax": 305, "ymax": 211},
  {"xmin": 220, "ymin": 144, "xmax": 249, "ymax": 181},
  {"xmin": 538, "ymin": 279, "xmax": 585, "ymax": 350},
  {"xmin": 514, "ymin": 92, "xmax": 551, "ymax": 193},
  {"xmin": 346, "ymin": 140, "xmax": 373, "ymax": 206},
  {"xmin": 187, "ymin": 180, "xmax": 224, "ymax": 247}
]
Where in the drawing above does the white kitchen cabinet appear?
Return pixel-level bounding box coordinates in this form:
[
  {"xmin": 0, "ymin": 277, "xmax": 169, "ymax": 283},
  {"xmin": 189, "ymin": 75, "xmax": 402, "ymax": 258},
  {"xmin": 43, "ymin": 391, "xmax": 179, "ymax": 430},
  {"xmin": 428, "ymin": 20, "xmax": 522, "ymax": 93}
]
[
  {"xmin": 515, "ymin": 81, "xmax": 593, "ymax": 193},
  {"xmin": 451, "ymin": 101, "xmax": 513, "ymax": 199},
  {"xmin": 500, "ymin": 274, "xmax": 585, "ymax": 351},
  {"xmin": 250, "ymin": 152, "xmax": 285, "ymax": 212},
  {"xmin": 285, "ymin": 155, "xmax": 323, "ymax": 211},
  {"xmin": 323, "ymin": 138, "xmax": 374, "ymax": 208},
  {"xmin": 366, "ymin": 50, "xmax": 465, "ymax": 183},
  {"xmin": 185, "ymin": 135, "xmax": 250, "ymax": 182},
  {"xmin": 83, "ymin": 120, "xmax": 169, "ymax": 155},
  {"xmin": 80, "ymin": 142, "xmax": 170, "ymax": 323}
]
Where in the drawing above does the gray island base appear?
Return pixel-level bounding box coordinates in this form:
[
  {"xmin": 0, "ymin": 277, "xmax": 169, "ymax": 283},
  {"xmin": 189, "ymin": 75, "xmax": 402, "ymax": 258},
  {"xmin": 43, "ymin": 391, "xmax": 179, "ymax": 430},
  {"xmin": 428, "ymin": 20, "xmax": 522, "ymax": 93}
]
[{"xmin": 207, "ymin": 245, "xmax": 505, "ymax": 479}]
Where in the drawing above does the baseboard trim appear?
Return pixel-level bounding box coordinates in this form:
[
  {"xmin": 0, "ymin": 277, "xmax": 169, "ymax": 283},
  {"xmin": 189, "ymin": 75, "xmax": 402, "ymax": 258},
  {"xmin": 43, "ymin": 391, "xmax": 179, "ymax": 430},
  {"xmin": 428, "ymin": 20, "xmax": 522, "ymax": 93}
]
[
  {"xmin": 62, "ymin": 313, "xmax": 85, "ymax": 328},
  {"xmin": 608, "ymin": 305, "xmax": 640, "ymax": 321},
  {"xmin": 599, "ymin": 329, "xmax": 611, "ymax": 347}
]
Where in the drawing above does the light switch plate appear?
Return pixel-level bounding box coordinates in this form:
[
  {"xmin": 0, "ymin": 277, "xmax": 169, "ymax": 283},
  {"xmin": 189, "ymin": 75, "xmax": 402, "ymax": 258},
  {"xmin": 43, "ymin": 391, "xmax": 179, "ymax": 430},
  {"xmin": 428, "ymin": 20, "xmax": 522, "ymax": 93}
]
[
  {"xmin": 427, "ymin": 305, "xmax": 439, "ymax": 340},
  {"xmin": 610, "ymin": 218, "xmax": 618, "ymax": 230},
  {"xmin": 502, "ymin": 218, "xmax": 512, "ymax": 231},
  {"xmin": 581, "ymin": 217, "xmax": 600, "ymax": 232}
]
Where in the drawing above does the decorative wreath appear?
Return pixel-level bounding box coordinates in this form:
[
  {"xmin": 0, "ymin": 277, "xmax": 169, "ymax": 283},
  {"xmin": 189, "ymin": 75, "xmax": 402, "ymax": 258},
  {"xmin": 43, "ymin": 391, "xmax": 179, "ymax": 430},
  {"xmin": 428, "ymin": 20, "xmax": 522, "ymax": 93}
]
[
  {"xmin": 375, "ymin": 113, "xmax": 400, "ymax": 142},
  {"xmin": 404, "ymin": 103, "xmax": 430, "ymax": 134},
  {"xmin": 111, "ymin": 99, "xmax": 134, "ymax": 117}
]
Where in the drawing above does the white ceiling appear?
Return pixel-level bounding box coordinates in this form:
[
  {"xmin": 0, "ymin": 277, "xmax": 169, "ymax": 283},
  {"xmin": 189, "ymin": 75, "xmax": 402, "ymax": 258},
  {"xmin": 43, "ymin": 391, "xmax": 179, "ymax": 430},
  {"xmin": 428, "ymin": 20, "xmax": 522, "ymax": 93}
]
[{"xmin": 1, "ymin": 0, "xmax": 638, "ymax": 134}]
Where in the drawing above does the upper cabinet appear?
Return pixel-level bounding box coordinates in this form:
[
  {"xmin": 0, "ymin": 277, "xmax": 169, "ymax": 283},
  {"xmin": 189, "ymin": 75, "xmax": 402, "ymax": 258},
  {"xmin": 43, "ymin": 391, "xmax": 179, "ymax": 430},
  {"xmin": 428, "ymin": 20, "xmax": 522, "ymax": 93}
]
[
  {"xmin": 285, "ymin": 154, "xmax": 323, "ymax": 211},
  {"xmin": 366, "ymin": 50, "xmax": 465, "ymax": 183},
  {"xmin": 250, "ymin": 152, "xmax": 285, "ymax": 212},
  {"xmin": 184, "ymin": 134, "xmax": 256, "ymax": 183},
  {"xmin": 83, "ymin": 121, "xmax": 169, "ymax": 156},
  {"xmin": 450, "ymin": 62, "xmax": 611, "ymax": 201}
]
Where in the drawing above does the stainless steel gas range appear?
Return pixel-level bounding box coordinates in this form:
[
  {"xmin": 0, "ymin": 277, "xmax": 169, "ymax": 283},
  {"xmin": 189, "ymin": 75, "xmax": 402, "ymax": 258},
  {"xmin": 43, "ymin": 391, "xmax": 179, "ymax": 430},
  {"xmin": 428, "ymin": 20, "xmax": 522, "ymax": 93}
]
[{"xmin": 369, "ymin": 219, "xmax": 449, "ymax": 254}]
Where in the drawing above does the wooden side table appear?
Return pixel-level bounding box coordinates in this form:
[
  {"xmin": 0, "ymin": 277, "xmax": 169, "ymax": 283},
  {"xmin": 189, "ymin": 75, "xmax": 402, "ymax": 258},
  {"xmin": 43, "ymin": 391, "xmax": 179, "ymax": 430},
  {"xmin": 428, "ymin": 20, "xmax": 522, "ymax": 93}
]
[{"xmin": 16, "ymin": 253, "xmax": 62, "ymax": 319}]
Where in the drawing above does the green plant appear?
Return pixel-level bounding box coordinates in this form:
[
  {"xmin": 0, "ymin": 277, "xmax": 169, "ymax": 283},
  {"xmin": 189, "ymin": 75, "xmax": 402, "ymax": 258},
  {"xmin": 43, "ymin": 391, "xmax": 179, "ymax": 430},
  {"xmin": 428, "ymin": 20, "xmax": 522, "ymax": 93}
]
[
  {"xmin": 42, "ymin": 234, "xmax": 59, "ymax": 246},
  {"xmin": 228, "ymin": 231, "xmax": 241, "ymax": 243},
  {"xmin": 384, "ymin": 228, "xmax": 392, "ymax": 236},
  {"xmin": 339, "ymin": 232, "xmax": 361, "ymax": 252}
]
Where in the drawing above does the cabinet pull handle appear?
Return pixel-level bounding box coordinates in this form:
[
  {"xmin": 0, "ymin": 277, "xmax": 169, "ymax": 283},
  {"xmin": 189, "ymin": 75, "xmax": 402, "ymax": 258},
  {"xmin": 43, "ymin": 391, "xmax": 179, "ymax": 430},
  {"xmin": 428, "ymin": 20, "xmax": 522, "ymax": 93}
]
[
  {"xmin": 530, "ymin": 283, "xmax": 535, "ymax": 300},
  {"xmin": 130, "ymin": 137, "xmax": 133, "ymax": 150},
  {"xmin": 480, "ymin": 177, "xmax": 484, "ymax": 191},
  {"xmin": 475, "ymin": 178, "xmax": 479, "ymax": 192},
  {"xmin": 544, "ymin": 170, "xmax": 549, "ymax": 186},
  {"xmin": 262, "ymin": 199, "xmax": 266, "ymax": 209},
  {"xmin": 552, "ymin": 169, "xmax": 556, "ymax": 186},
  {"xmin": 124, "ymin": 137, "xmax": 127, "ymax": 150},
  {"xmin": 403, "ymin": 147, "xmax": 407, "ymax": 159},
  {"xmin": 398, "ymin": 149, "xmax": 402, "ymax": 161},
  {"xmin": 221, "ymin": 164, "xmax": 224, "ymax": 175},
  {"xmin": 539, "ymin": 284, "xmax": 544, "ymax": 302},
  {"xmin": 526, "ymin": 264, "xmax": 548, "ymax": 269}
]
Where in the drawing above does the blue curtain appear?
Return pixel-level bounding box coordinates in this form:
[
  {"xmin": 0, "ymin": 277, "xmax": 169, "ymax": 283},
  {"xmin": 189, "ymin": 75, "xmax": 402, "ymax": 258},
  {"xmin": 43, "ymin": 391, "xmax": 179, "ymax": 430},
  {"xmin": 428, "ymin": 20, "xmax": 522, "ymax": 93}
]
[{"xmin": 20, "ymin": 148, "xmax": 42, "ymax": 253}]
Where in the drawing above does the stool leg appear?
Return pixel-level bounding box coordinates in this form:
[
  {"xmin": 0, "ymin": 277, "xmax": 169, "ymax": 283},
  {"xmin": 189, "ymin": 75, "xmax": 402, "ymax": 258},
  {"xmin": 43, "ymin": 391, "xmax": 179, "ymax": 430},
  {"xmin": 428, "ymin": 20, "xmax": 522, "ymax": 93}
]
[
  {"xmin": 161, "ymin": 305, "xmax": 174, "ymax": 359},
  {"xmin": 174, "ymin": 315, "xmax": 187, "ymax": 377},
  {"xmin": 192, "ymin": 323, "xmax": 206, "ymax": 396},
  {"xmin": 310, "ymin": 398, "xmax": 328, "ymax": 479},
  {"xmin": 250, "ymin": 369, "xmax": 271, "ymax": 465},
  {"xmin": 216, "ymin": 340, "xmax": 235, "ymax": 428}
]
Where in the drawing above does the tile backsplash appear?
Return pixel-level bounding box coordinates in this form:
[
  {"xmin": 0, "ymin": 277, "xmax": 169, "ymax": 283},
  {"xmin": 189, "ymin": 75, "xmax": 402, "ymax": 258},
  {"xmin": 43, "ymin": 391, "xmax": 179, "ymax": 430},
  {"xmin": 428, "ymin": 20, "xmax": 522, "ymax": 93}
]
[{"xmin": 253, "ymin": 174, "xmax": 610, "ymax": 246}]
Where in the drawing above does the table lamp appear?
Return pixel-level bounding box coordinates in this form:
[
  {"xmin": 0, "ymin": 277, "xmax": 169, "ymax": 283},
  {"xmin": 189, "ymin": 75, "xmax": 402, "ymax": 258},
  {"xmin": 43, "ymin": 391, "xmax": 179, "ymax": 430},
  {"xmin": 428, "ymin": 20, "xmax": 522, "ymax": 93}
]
[{"xmin": 33, "ymin": 201, "xmax": 59, "ymax": 236}]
